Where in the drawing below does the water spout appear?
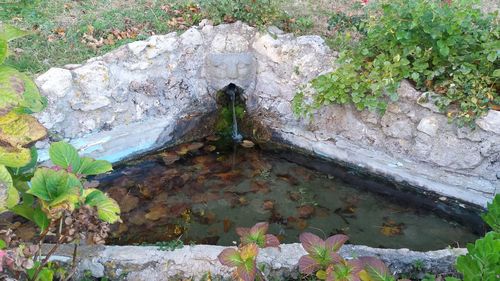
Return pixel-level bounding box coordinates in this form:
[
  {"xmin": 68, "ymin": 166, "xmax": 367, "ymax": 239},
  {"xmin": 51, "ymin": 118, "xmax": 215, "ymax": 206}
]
[{"xmin": 226, "ymin": 85, "xmax": 243, "ymax": 143}]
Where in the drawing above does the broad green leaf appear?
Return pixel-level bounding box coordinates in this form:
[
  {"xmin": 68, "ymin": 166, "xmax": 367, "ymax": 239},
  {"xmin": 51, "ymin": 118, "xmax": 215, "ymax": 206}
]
[
  {"xmin": 0, "ymin": 65, "xmax": 47, "ymax": 115},
  {"xmin": 76, "ymin": 157, "xmax": 112, "ymax": 176},
  {"xmin": 84, "ymin": 189, "xmax": 121, "ymax": 223},
  {"xmin": 49, "ymin": 141, "xmax": 80, "ymax": 170},
  {"xmin": 493, "ymin": 69, "xmax": 500, "ymax": 78},
  {"xmin": 33, "ymin": 208, "xmax": 50, "ymax": 232},
  {"xmin": 0, "ymin": 111, "xmax": 47, "ymax": 147},
  {"xmin": 481, "ymin": 195, "xmax": 499, "ymax": 232},
  {"xmin": 38, "ymin": 267, "xmax": 54, "ymax": 281},
  {"xmin": 0, "ymin": 239, "xmax": 6, "ymax": 249},
  {"xmin": 0, "ymin": 145, "xmax": 32, "ymax": 167},
  {"xmin": 27, "ymin": 168, "xmax": 81, "ymax": 205},
  {"xmin": 10, "ymin": 204, "xmax": 35, "ymax": 221},
  {"xmin": 0, "ymin": 24, "xmax": 30, "ymax": 41},
  {"xmin": 9, "ymin": 146, "xmax": 38, "ymax": 176},
  {"xmin": 0, "ymin": 164, "xmax": 18, "ymax": 213},
  {"xmin": 0, "ymin": 38, "xmax": 6, "ymax": 64}
]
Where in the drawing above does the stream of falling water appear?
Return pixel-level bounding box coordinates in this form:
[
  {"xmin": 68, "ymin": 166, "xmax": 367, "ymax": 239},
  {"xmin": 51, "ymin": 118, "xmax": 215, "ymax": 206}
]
[{"xmin": 227, "ymin": 85, "xmax": 243, "ymax": 143}]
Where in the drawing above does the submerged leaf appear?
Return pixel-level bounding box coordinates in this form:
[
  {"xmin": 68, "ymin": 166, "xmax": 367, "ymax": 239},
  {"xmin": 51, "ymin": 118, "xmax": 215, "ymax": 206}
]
[{"xmin": 380, "ymin": 219, "xmax": 405, "ymax": 237}]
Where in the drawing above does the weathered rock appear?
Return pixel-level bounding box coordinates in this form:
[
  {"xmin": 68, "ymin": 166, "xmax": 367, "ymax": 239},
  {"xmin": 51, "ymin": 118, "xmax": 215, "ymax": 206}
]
[
  {"xmin": 417, "ymin": 116, "xmax": 440, "ymax": 137},
  {"xmin": 35, "ymin": 68, "xmax": 73, "ymax": 98},
  {"xmin": 477, "ymin": 110, "xmax": 500, "ymax": 135}
]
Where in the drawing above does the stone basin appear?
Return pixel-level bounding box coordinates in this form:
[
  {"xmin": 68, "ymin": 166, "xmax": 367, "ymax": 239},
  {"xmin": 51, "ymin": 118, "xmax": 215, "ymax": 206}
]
[{"xmin": 31, "ymin": 21, "xmax": 499, "ymax": 280}]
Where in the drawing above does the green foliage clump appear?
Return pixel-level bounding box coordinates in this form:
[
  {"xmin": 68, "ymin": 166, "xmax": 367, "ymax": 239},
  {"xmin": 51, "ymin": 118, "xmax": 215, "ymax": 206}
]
[
  {"xmin": 294, "ymin": 0, "xmax": 499, "ymax": 126},
  {"xmin": 199, "ymin": 0, "xmax": 287, "ymax": 27},
  {"xmin": 0, "ymin": 23, "xmax": 120, "ymax": 281},
  {"xmin": 451, "ymin": 195, "xmax": 500, "ymax": 281}
]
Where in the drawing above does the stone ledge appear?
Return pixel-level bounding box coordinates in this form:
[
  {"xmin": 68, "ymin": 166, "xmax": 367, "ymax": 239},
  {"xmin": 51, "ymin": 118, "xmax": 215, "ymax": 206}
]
[{"xmin": 45, "ymin": 243, "xmax": 466, "ymax": 281}]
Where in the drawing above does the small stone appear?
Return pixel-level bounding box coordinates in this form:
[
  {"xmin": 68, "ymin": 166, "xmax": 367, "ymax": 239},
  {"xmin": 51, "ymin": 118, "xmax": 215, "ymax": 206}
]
[
  {"xmin": 35, "ymin": 68, "xmax": 73, "ymax": 98},
  {"xmin": 267, "ymin": 26, "xmax": 284, "ymax": 36},
  {"xmin": 476, "ymin": 110, "xmax": 500, "ymax": 135},
  {"xmin": 439, "ymin": 197, "xmax": 447, "ymax": 201},
  {"xmin": 417, "ymin": 116, "xmax": 440, "ymax": 137},
  {"xmin": 241, "ymin": 140, "xmax": 255, "ymax": 148},
  {"xmin": 180, "ymin": 28, "xmax": 203, "ymax": 46}
]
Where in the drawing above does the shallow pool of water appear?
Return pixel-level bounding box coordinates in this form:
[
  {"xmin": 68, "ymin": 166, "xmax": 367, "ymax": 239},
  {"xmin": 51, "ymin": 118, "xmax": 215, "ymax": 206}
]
[{"xmin": 92, "ymin": 139, "xmax": 480, "ymax": 251}]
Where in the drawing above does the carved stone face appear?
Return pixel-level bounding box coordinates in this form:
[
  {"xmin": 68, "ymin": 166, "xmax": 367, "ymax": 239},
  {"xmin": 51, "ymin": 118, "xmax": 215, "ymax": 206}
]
[{"xmin": 205, "ymin": 53, "xmax": 256, "ymax": 91}]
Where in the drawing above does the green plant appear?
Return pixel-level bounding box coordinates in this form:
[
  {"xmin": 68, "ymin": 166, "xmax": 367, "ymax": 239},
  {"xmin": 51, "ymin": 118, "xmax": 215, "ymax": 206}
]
[
  {"xmin": 452, "ymin": 194, "xmax": 500, "ymax": 281},
  {"xmin": 236, "ymin": 222, "xmax": 280, "ymax": 248},
  {"xmin": 219, "ymin": 243, "xmax": 260, "ymax": 281},
  {"xmin": 0, "ymin": 23, "xmax": 120, "ymax": 281},
  {"xmin": 294, "ymin": 0, "xmax": 499, "ymax": 126},
  {"xmin": 298, "ymin": 233, "xmax": 411, "ymax": 281},
  {"xmin": 481, "ymin": 194, "xmax": 499, "ymax": 232},
  {"xmin": 218, "ymin": 222, "xmax": 281, "ymax": 281},
  {"xmin": 199, "ymin": 0, "xmax": 287, "ymax": 28}
]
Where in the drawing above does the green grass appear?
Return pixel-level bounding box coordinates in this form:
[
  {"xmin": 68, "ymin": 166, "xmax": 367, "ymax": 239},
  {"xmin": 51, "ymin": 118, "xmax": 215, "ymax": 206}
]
[
  {"xmin": 0, "ymin": 0, "xmax": 189, "ymax": 74},
  {"xmin": 0, "ymin": 0, "xmax": 337, "ymax": 74}
]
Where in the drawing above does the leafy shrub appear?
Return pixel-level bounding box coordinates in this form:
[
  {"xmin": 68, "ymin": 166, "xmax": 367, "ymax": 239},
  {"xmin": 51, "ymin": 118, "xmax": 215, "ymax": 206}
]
[
  {"xmin": 294, "ymin": 0, "xmax": 499, "ymax": 126},
  {"xmin": 218, "ymin": 222, "xmax": 280, "ymax": 281},
  {"xmin": 0, "ymin": 23, "xmax": 120, "ymax": 281},
  {"xmin": 452, "ymin": 194, "xmax": 500, "ymax": 281},
  {"xmin": 236, "ymin": 222, "xmax": 280, "ymax": 248},
  {"xmin": 199, "ymin": 0, "xmax": 287, "ymax": 27}
]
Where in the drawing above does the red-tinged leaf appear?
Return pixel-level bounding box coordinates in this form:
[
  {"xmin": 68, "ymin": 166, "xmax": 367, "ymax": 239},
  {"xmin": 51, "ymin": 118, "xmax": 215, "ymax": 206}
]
[
  {"xmin": 358, "ymin": 256, "xmax": 392, "ymax": 281},
  {"xmin": 298, "ymin": 255, "xmax": 321, "ymax": 275},
  {"xmin": 218, "ymin": 248, "xmax": 242, "ymax": 267},
  {"xmin": 326, "ymin": 234, "xmax": 349, "ymax": 252},
  {"xmin": 329, "ymin": 251, "xmax": 343, "ymax": 264},
  {"xmin": 240, "ymin": 243, "xmax": 259, "ymax": 260},
  {"xmin": 236, "ymin": 227, "xmax": 251, "ymax": 238},
  {"xmin": 237, "ymin": 262, "xmax": 256, "ymax": 281},
  {"xmin": 300, "ymin": 232, "xmax": 325, "ymax": 254},
  {"xmin": 347, "ymin": 259, "xmax": 364, "ymax": 274},
  {"xmin": 250, "ymin": 222, "xmax": 269, "ymax": 236},
  {"xmin": 264, "ymin": 234, "xmax": 280, "ymax": 248}
]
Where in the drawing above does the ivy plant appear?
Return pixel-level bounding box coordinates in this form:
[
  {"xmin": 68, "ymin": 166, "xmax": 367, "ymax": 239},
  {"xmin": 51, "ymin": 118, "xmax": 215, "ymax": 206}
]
[{"xmin": 293, "ymin": 0, "xmax": 499, "ymax": 126}]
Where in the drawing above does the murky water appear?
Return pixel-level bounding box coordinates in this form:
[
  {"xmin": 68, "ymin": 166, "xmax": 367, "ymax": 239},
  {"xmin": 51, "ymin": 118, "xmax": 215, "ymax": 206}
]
[{"xmin": 91, "ymin": 140, "xmax": 480, "ymax": 251}]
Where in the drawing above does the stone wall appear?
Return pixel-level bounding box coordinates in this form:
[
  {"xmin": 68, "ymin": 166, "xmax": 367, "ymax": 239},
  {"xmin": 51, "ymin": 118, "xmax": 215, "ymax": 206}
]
[{"xmin": 34, "ymin": 21, "xmax": 499, "ymax": 208}]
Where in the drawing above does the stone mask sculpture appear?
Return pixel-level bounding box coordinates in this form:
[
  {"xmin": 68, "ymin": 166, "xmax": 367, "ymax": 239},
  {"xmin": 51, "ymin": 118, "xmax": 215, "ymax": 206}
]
[{"xmin": 205, "ymin": 53, "xmax": 257, "ymax": 91}]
